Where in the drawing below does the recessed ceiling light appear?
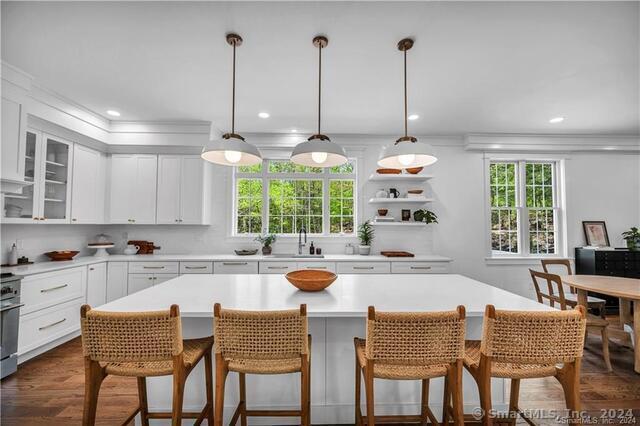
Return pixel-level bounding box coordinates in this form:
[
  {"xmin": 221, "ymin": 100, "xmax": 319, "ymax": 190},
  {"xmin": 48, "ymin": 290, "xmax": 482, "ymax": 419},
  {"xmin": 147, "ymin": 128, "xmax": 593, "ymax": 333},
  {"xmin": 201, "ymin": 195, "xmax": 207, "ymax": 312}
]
[
  {"xmin": 408, "ymin": 114, "xmax": 419, "ymax": 121},
  {"xmin": 549, "ymin": 116, "xmax": 564, "ymax": 124},
  {"xmin": 106, "ymin": 110, "xmax": 121, "ymax": 117},
  {"xmin": 258, "ymin": 112, "xmax": 270, "ymax": 119},
  {"xmin": 290, "ymin": 129, "xmax": 298, "ymax": 133}
]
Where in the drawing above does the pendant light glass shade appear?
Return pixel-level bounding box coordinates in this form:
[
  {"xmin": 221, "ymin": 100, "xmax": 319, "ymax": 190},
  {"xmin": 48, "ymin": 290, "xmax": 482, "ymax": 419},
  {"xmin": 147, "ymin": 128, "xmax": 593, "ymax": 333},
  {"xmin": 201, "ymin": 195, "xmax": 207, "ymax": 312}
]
[
  {"xmin": 291, "ymin": 35, "xmax": 347, "ymax": 168},
  {"xmin": 378, "ymin": 38, "xmax": 437, "ymax": 170},
  {"xmin": 201, "ymin": 33, "xmax": 262, "ymax": 167}
]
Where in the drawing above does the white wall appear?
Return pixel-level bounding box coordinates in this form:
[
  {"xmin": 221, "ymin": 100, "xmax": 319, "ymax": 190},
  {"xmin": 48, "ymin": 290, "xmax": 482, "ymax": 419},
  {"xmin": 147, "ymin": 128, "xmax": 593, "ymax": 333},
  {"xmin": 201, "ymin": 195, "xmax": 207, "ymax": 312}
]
[{"xmin": 2, "ymin": 138, "xmax": 639, "ymax": 300}]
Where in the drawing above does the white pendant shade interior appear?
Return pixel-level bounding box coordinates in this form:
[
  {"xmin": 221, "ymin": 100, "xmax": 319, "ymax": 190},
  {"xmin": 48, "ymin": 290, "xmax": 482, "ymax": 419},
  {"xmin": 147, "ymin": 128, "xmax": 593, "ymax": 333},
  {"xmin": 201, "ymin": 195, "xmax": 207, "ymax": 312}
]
[
  {"xmin": 291, "ymin": 36, "xmax": 347, "ymax": 168},
  {"xmin": 201, "ymin": 33, "xmax": 262, "ymax": 166},
  {"xmin": 378, "ymin": 38, "xmax": 437, "ymax": 169}
]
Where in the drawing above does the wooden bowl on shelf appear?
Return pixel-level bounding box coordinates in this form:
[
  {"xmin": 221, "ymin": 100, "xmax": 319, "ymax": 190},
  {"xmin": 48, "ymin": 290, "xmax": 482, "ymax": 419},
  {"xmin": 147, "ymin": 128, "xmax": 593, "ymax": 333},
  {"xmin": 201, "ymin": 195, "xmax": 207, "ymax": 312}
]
[
  {"xmin": 405, "ymin": 167, "xmax": 424, "ymax": 174},
  {"xmin": 45, "ymin": 250, "xmax": 79, "ymax": 261},
  {"xmin": 285, "ymin": 270, "xmax": 337, "ymax": 292},
  {"xmin": 377, "ymin": 209, "xmax": 388, "ymax": 216},
  {"xmin": 407, "ymin": 189, "xmax": 423, "ymax": 194},
  {"xmin": 376, "ymin": 168, "xmax": 401, "ymax": 175}
]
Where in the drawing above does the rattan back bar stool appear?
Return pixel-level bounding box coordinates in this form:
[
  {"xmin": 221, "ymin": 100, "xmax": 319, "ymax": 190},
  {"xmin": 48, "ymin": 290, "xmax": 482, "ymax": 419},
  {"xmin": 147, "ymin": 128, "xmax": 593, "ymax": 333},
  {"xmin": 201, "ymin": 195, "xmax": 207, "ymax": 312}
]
[
  {"xmin": 354, "ymin": 305, "xmax": 466, "ymax": 426},
  {"xmin": 80, "ymin": 304, "xmax": 214, "ymax": 426},
  {"xmin": 461, "ymin": 305, "xmax": 587, "ymax": 426},
  {"xmin": 213, "ymin": 303, "xmax": 311, "ymax": 426},
  {"xmin": 540, "ymin": 259, "xmax": 606, "ymax": 318},
  {"xmin": 530, "ymin": 269, "xmax": 612, "ymax": 371}
]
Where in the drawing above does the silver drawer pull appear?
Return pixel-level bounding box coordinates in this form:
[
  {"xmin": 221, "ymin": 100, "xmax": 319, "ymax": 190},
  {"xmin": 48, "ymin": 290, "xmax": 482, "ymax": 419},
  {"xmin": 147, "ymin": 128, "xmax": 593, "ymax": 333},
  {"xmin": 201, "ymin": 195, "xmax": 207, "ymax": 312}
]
[
  {"xmin": 410, "ymin": 266, "xmax": 432, "ymax": 270},
  {"xmin": 268, "ymin": 266, "xmax": 289, "ymax": 270},
  {"xmin": 39, "ymin": 318, "xmax": 66, "ymax": 330},
  {"xmin": 307, "ymin": 266, "xmax": 326, "ymax": 269},
  {"xmin": 223, "ymin": 262, "xmax": 248, "ymax": 266},
  {"xmin": 185, "ymin": 266, "xmax": 208, "ymax": 270},
  {"xmin": 40, "ymin": 284, "xmax": 68, "ymax": 293},
  {"xmin": 354, "ymin": 266, "xmax": 374, "ymax": 270},
  {"xmin": 143, "ymin": 266, "xmax": 165, "ymax": 269}
]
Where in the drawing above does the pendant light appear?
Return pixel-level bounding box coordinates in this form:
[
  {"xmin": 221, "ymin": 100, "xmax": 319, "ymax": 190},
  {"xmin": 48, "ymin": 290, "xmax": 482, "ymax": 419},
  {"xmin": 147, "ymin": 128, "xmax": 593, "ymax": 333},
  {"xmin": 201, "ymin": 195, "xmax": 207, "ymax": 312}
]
[
  {"xmin": 291, "ymin": 36, "xmax": 347, "ymax": 168},
  {"xmin": 378, "ymin": 38, "xmax": 437, "ymax": 169},
  {"xmin": 201, "ymin": 33, "xmax": 262, "ymax": 166}
]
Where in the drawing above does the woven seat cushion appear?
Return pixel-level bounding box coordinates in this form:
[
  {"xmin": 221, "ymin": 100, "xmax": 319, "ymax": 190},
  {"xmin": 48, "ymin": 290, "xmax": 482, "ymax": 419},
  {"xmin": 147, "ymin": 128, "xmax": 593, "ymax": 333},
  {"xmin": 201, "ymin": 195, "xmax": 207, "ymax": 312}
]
[
  {"xmin": 355, "ymin": 338, "xmax": 449, "ymax": 380},
  {"xmin": 463, "ymin": 341, "xmax": 557, "ymax": 379},
  {"xmin": 103, "ymin": 337, "xmax": 213, "ymax": 377},
  {"xmin": 227, "ymin": 356, "xmax": 304, "ymax": 374}
]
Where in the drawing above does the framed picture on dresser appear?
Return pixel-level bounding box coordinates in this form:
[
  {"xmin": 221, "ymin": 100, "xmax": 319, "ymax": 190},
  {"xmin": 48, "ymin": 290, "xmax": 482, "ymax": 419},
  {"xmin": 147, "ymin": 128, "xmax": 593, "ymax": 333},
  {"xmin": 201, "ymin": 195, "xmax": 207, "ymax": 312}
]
[{"xmin": 582, "ymin": 221, "xmax": 610, "ymax": 247}]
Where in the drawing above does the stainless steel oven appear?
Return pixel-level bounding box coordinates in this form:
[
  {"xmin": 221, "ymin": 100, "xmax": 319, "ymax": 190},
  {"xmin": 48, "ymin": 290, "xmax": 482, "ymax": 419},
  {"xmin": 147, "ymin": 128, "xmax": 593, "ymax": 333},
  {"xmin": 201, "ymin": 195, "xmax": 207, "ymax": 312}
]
[{"xmin": 1, "ymin": 273, "xmax": 23, "ymax": 379}]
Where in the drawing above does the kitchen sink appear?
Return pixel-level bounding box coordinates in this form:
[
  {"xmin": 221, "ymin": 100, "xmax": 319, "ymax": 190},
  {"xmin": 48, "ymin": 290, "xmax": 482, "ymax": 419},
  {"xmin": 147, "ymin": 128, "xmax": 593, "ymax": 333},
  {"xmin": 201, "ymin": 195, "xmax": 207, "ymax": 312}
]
[{"xmin": 269, "ymin": 254, "xmax": 325, "ymax": 258}]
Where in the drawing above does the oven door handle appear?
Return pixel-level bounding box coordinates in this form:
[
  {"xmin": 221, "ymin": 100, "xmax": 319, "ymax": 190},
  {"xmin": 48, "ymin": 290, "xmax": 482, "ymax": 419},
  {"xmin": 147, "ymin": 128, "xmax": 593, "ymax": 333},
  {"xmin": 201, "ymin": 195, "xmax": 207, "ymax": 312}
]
[{"xmin": 0, "ymin": 302, "xmax": 24, "ymax": 313}]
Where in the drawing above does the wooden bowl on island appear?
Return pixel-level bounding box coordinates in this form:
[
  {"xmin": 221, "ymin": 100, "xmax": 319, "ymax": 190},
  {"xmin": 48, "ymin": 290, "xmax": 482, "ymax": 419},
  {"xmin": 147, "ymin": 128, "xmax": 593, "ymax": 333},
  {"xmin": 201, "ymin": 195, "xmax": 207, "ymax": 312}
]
[
  {"xmin": 285, "ymin": 270, "xmax": 337, "ymax": 292},
  {"xmin": 45, "ymin": 250, "xmax": 79, "ymax": 261}
]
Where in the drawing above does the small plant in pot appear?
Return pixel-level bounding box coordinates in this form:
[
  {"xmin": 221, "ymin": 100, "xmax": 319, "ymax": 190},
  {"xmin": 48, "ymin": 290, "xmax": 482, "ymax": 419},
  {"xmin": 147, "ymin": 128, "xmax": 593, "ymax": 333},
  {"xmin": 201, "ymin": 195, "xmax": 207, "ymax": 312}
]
[
  {"xmin": 413, "ymin": 209, "xmax": 438, "ymax": 224},
  {"xmin": 358, "ymin": 220, "xmax": 374, "ymax": 255},
  {"xmin": 622, "ymin": 227, "xmax": 640, "ymax": 251},
  {"xmin": 254, "ymin": 233, "xmax": 277, "ymax": 255}
]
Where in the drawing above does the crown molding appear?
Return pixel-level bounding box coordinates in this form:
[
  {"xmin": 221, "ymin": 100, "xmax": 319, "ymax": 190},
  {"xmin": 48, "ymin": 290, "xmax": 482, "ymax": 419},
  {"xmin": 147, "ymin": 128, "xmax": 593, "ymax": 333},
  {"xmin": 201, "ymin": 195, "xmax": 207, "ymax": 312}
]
[{"xmin": 465, "ymin": 133, "xmax": 640, "ymax": 153}]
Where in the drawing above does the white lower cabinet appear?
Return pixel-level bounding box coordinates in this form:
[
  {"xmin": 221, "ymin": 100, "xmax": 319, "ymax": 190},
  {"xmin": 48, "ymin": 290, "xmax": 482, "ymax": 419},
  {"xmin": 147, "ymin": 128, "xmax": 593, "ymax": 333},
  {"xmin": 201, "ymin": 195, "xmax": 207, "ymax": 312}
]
[
  {"xmin": 86, "ymin": 263, "xmax": 107, "ymax": 307},
  {"xmin": 180, "ymin": 261, "xmax": 213, "ymax": 274},
  {"xmin": 391, "ymin": 261, "xmax": 450, "ymax": 274},
  {"xmin": 18, "ymin": 299, "xmax": 83, "ymax": 355},
  {"xmin": 20, "ymin": 267, "xmax": 86, "ymax": 315},
  {"xmin": 128, "ymin": 273, "xmax": 179, "ymax": 294},
  {"xmin": 296, "ymin": 262, "xmax": 337, "ymax": 273},
  {"xmin": 106, "ymin": 262, "xmax": 128, "ymax": 302},
  {"xmin": 336, "ymin": 262, "xmax": 391, "ymax": 274},
  {"xmin": 259, "ymin": 262, "xmax": 297, "ymax": 274},
  {"xmin": 128, "ymin": 261, "xmax": 179, "ymax": 274},
  {"xmin": 214, "ymin": 261, "xmax": 258, "ymax": 274}
]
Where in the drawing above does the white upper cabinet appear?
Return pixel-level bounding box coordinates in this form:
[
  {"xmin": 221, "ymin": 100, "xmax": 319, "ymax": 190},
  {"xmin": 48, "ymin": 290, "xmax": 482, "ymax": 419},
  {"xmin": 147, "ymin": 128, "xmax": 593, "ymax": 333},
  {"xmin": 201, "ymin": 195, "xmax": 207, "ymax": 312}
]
[
  {"xmin": 2, "ymin": 130, "xmax": 73, "ymax": 224},
  {"xmin": 108, "ymin": 154, "xmax": 158, "ymax": 224},
  {"xmin": 71, "ymin": 144, "xmax": 105, "ymax": 224},
  {"xmin": 1, "ymin": 97, "xmax": 26, "ymax": 188},
  {"xmin": 156, "ymin": 155, "xmax": 210, "ymax": 225}
]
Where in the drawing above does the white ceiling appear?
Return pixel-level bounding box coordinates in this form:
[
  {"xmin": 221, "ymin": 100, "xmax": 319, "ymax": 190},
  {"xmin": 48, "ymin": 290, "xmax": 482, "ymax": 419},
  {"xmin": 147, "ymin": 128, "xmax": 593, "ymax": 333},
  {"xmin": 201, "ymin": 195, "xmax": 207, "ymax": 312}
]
[{"xmin": 2, "ymin": 1, "xmax": 638, "ymax": 136}]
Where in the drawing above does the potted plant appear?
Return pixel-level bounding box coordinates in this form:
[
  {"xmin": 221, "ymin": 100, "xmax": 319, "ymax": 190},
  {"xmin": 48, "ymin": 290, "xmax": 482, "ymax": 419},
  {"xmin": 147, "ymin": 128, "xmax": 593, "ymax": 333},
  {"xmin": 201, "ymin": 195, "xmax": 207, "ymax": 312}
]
[
  {"xmin": 255, "ymin": 233, "xmax": 277, "ymax": 255},
  {"xmin": 413, "ymin": 209, "xmax": 438, "ymax": 224},
  {"xmin": 358, "ymin": 220, "xmax": 374, "ymax": 255},
  {"xmin": 622, "ymin": 227, "xmax": 640, "ymax": 251}
]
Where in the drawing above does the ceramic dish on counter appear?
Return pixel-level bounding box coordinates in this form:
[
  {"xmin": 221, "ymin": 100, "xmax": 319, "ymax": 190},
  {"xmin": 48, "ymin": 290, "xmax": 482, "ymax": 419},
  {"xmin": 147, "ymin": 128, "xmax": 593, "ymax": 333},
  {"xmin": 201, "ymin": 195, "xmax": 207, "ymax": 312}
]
[
  {"xmin": 235, "ymin": 249, "xmax": 258, "ymax": 256},
  {"xmin": 45, "ymin": 250, "xmax": 79, "ymax": 261}
]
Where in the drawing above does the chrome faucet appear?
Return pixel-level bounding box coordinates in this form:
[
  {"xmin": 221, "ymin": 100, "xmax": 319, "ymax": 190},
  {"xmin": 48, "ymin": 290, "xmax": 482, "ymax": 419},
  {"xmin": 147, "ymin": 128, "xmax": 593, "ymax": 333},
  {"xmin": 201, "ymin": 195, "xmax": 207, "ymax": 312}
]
[{"xmin": 298, "ymin": 226, "xmax": 307, "ymax": 255}]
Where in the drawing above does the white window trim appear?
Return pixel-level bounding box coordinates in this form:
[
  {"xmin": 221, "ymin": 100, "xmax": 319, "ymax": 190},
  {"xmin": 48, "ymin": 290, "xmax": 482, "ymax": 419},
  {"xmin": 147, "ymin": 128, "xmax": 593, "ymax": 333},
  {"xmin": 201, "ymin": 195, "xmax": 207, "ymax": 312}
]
[
  {"xmin": 230, "ymin": 158, "xmax": 359, "ymax": 238},
  {"xmin": 483, "ymin": 154, "xmax": 568, "ymax": 262}
]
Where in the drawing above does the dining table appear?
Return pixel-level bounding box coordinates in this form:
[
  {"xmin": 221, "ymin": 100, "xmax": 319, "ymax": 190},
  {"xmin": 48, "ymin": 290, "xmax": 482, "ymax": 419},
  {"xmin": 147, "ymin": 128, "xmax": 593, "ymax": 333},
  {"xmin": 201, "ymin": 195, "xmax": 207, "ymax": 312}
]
[{"xmin": 559, "ymin": 274, "xmax": 640, "ymax": 373}]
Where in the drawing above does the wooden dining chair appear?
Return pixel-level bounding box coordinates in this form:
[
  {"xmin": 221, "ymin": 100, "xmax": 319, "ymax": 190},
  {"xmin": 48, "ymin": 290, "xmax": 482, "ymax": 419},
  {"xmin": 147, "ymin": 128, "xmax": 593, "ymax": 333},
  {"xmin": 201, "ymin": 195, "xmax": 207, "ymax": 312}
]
[
  {"xmin": 541, "ymin": 259, "xmax": 606, "ymax": 318},
  {"xmin": 213, "ymin": 303, "xmax": 311, "ymax": 426},
  {"xmin": 80, "ymin": 304, "xmax": 214, "ymax": 426},
  {"xmin": 461, "ymin": 304, "xmax": 587, "ymax": 426},
  {"xmin": 354, "ymin": 305, "xmax": 466, "ymax": 426},
  {"xmin": 530, "ymin": 269, "xmax": 612, "ymax": 371}
]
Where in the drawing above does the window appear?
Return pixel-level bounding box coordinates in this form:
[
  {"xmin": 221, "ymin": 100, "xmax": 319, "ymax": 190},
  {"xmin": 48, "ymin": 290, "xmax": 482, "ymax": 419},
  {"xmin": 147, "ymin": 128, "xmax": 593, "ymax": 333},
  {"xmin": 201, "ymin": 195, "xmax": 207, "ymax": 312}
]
[
  {"xmin": 488, "ymin": 160, "xmax": 563, "ymax": 256},
  {"xmin": 234, "ymin": 159, "xmax": 356, "ymax": 235}
]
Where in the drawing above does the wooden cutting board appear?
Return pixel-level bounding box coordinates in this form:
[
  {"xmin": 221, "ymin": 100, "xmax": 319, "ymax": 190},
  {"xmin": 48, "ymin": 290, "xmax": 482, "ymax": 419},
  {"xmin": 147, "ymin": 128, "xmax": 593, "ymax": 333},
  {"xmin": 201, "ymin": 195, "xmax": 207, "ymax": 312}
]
[{"xmin": 380, "ymin": 251, "xmax": 415, "ymax": 258}]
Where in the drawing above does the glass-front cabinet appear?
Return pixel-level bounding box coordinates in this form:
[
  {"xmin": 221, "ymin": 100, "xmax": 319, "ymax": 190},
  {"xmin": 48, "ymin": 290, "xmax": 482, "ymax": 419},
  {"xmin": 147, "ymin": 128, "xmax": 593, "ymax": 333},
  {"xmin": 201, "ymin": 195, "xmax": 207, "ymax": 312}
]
[{"xmin": 2, "ymin": 130, "xmax": 73, "ymax": 223}]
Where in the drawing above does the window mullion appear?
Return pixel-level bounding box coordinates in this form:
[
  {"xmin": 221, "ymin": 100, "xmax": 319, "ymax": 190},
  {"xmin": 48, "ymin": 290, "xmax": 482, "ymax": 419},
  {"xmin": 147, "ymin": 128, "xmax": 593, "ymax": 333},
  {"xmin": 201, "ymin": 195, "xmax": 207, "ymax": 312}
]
[
  {"xmin": 518, "ymin": 160, "xmax": 530, "ymax": 256},
  {"xmin": 262, "ymin": 161, "xmax": 268, "ymax": 233}
]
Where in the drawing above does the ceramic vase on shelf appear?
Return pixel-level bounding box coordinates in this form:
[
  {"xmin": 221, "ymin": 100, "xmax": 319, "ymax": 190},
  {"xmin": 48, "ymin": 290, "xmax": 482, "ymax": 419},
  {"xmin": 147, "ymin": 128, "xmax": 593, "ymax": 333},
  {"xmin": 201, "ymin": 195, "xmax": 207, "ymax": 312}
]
[{"xmin": 375, "ymin": 189, "xmax": 389, "ymax": 198}]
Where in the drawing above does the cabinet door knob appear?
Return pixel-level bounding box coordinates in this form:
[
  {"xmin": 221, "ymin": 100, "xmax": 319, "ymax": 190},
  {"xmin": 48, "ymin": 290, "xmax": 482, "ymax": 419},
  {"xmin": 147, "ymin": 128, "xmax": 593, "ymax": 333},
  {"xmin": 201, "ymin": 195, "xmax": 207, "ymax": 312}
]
[{"xmin": 72, "ymin": 218, "xmax": 77, "ymax": 222}]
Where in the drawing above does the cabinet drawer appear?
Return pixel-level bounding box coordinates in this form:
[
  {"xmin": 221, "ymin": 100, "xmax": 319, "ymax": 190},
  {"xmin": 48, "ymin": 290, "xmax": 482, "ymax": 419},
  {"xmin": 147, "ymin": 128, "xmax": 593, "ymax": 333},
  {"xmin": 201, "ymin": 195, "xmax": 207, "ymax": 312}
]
[
  {"xmin": 180, "ymin": 261, "xmax": 213, "ymax": 274},
  {"xmin": 21, "ymin": 267, "xmax": 86, "ymax": 315},
  {"xmin": 214, "ymin": 261, "xmax": 258, "ymax": 274},
  {"xmin": 391, "ymin": 262, "xmax": 450, "ymax": 274},
  {"xmin": 128, "ymin": 262, "xmax": 179, "ymax": 274},
  {"xmin": 18, "ymin": 299, "xmax": 83, "ymax": 355},
  {"xmin": 337, "ymin": 262, "xmax": 391, "ymax": 274},
  {"xmin": 296, "ymin": 262, "xmax": 336, "ymax": 273},
  {"xmin": 259, "ymin": 262, "xmax": 297, "ymax": 274}
]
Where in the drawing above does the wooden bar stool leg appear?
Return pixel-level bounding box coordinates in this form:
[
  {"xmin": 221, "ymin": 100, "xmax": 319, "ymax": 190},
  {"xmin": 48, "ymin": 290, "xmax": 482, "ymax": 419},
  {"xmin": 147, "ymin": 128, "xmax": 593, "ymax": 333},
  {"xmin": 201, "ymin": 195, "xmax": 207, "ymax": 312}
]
[
  {"xmin": 478, "ymin": 358, "xmax": 493, "ymax": 426},
  {"xmin": 442, "ymin": 375, "xmax": 450, "ymax": 425},
  {"xmin": 82, "ymin": 359, "xmax": 106, "ymax": 426},
  {"xmin": 301, "ymin": 356, "xmax": 310, "ymax": 426},
  {"xmin": 171, "ymin": 365, "xmax": 186, "ymax": 426},
  {"xmin": 214, "ymin": 355, "xmax": 228, "ymax": 426},
  {"xmin": 238, "ymin": 373, "xmax": 247, "ymax": 426},
  {"xmin": 365, "ymin": 363, "xmax": 375, "ymax": 425},
  {"xmin": 137, "ymin": 377, "xmax": 150, "ymax": 426},
  {"xmin": 355, "ymin": 354, "xmax": 362, "ymax": 425},
  {"xmin": 450, "ymin": 360, "xmax": 464, "ymax": 426},
  {"xmin": 557, "ymin": 360, "xmax": 582, "ymax": 417},
  {"xmin": 600, "ymin": 327, "xmax": 612, "ymax": 371},
  {"xmin": 508, "ymin": 379, "xmax": 520, "ymax": 425},
  {"xmin": 421, "ymin": 379, "xmax": 429, "ymax": 426},
  {"xmin": 204, "ymin": 351, "xmax": 214, "ymax": 426}
]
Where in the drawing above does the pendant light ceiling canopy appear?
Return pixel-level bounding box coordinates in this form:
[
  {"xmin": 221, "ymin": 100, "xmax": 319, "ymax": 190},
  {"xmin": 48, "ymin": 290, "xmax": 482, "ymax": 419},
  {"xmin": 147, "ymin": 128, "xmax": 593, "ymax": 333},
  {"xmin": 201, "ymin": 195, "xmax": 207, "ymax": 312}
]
[
  {"xmin": 378, "ymin": 38, "xmax": 437, "ymax": 169},
  {"xmin": 291, "ymin": 36, "xmax": 347, "ymax": 168},
  {"xmin": 201, "ymin": 33, "xmax": 262, "ymax": 166}
]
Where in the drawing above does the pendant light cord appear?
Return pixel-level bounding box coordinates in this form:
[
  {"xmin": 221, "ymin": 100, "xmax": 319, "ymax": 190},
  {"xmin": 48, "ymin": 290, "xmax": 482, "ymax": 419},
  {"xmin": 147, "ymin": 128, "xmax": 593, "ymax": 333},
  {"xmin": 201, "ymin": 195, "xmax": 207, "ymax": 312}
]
[
  {"xmin": 231, "ymin": 40, "xmax": 236, "ymax": 135},
  {"xmin": 403, "ymin": 48, "xmax": 408, "ymax": 138},
  {"xmin": 317, "ymin": 42, "xmax": 322, "ymax": 135}
]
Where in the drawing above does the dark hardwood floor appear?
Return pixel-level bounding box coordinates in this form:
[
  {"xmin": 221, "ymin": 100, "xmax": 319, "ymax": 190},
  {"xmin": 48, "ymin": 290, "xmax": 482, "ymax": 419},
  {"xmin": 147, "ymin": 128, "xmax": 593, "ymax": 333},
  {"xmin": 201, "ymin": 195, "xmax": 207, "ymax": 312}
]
[{"xmin": 2, "ymin": 330, "xmax": 639, "ymax": 425}]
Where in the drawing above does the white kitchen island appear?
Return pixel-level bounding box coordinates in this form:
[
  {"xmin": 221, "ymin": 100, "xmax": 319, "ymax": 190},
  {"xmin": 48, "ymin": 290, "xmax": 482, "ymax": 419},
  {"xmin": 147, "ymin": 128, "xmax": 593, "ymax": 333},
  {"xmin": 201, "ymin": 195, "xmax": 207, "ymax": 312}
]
[{"xmin": 98, "ymin": 273, "xmax": 552, "ymax": 425}]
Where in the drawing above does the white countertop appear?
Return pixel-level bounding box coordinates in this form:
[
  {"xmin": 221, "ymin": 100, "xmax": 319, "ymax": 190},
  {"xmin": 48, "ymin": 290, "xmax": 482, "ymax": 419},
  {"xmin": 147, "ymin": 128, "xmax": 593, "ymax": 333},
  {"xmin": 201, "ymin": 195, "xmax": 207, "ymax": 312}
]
[
  {"xmin": 98, "ymin": 273, "xmax": 551, "ymax": 318},
  {"xmin": 2, "ymin": 253, "xmax": 452, "ymax": 276}
]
